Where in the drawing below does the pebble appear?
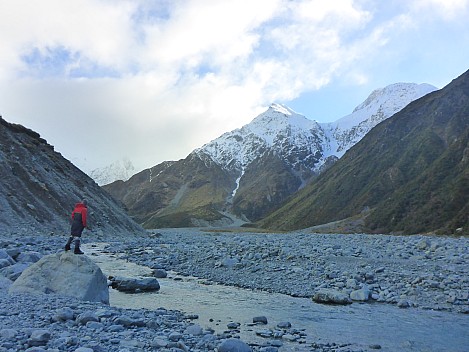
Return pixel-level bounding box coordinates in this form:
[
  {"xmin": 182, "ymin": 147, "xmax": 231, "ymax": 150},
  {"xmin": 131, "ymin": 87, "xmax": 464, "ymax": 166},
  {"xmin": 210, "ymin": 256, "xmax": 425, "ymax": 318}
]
[{"xmin": 1, "ymin": 231, "xmax": 469, "ymax": 352}]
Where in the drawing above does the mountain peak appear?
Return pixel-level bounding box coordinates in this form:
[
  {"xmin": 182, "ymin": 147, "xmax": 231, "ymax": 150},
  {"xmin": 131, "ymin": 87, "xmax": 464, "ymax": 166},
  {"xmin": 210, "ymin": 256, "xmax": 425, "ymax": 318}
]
[
  {"xmin": 353, "ymin": 82, "xmax": 437, "ymax": 113},
  {"xmin": 268, "ymin": 103, "xmax": 295, "ymax": 116}
]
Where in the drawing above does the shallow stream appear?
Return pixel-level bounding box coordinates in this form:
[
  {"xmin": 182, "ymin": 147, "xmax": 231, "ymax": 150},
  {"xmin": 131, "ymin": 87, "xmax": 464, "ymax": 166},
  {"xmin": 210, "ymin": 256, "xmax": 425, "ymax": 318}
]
[{"xmin": 85, "ymin": 243, "xmax": 469, "ymax": 351}]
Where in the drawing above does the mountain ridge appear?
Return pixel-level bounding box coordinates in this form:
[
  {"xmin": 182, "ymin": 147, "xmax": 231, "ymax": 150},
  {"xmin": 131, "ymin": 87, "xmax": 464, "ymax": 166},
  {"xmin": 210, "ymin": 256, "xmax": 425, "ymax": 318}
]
[
  {"xmin": 259, "ymin": 70, "xmax": 469, "ymax": 235},
  {"xmin": 0, "ymin": 116, "xmax": 145, "ymax": 236},
  {"xmin": 104, "ymin": 81, "xmax": 437, "ymax": 228}
]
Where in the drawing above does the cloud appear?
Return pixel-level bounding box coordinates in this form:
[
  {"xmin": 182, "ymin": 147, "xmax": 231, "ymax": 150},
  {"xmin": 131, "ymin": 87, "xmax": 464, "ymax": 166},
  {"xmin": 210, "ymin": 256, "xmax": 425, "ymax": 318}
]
[{"xmin": 1, "ymin": 0, "xmax": 468, "ymax": 173}]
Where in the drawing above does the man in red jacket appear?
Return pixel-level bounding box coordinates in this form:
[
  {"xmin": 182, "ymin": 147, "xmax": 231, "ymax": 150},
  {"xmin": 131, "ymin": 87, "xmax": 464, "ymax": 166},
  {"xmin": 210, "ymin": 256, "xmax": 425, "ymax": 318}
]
[{"xmin": 64, "ymin": 199, "xmax": 88, "ymax": 254}]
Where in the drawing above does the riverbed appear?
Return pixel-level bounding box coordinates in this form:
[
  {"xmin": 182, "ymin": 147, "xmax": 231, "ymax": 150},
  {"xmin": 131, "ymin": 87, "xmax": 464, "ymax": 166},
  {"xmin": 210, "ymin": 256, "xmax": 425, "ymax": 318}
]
[{"xmin": 85, "ymin": 242, "xmax": 469, "ymax": 352}]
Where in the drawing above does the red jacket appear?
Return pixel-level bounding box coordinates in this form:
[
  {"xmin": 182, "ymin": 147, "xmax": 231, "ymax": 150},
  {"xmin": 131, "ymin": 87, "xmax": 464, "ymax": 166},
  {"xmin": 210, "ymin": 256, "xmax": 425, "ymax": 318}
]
[{"xmin": 71, "ymin": 203, "xmax": 87, "ymax": 227}]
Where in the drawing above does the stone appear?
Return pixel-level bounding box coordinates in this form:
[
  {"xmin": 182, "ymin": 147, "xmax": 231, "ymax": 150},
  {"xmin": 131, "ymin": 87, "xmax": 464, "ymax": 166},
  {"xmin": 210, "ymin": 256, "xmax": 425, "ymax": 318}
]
[
  {"xmin": 9, "ymin": 252, "xmax": 109, "ymax": 304},
  {"xmin": 27, "ymin": 329, "xmax": 51, "ymax": 347},
  {"xmin": 1, "ymin": 262, "xmax": 30, "ymax": 281},
  {"xmin": 227, "ymin": 322, "xmax": 241, "ymax": 329},
  {"xmin": 350, "ymin": 287, "xmax": 371, "ymax": 301},
  {"xmin": 0, "ymin": 258, "xmax": 12, "ymax": 269},
  {"xmin": 0, "ymin": 328, "xmax": 17, "ymax": 339},
  {"xmin": 312, "ymin": 289, "xmax": 352, "ymax": 305},
  {"xmin": 397, "ymin": 300, "xmax": 410, "ymax": 308},
  {"xmin": 53, "ymin": 307, "xmax": 74, "ymax": 321},
  {"xmin": 346, "ymin": 278, "xmax": 358, "ymax": 289},
  {"xmin": 0, "ymin": 276, "xmax": 12, "ymax": 290},
  {"xmin": 152, "ymin": 269, "xmax": 168, "ymax": 278},
  {"xmin": 221, "ymin": 257, "xmax": 239, "ymax": 268},
  {"xmin": 110, "ymin": 276, "xmax": 160, "ymax": 293},
  {"xmin": 256, "ymin": 329, "xmax": 273, "ymax": 337},
  {"xmin": 76, "ymin": 311, "xmax": 100, "ymax": 325},
  {"xmin": 277, "ymin": 321, "xmax": 292, "ymax": 329},
  {"xmin": 16, "ymin": 251, "xmax": 42, "ymax": 263},
  {"xmin": 152, "ymin": 337, "xmax": 169, "ymax": 348},
  {"xmin": 169, "ymin": 331, "xmax": 183, "ymax": 341},
  {"xmin": 0, "ymin": 249, "xmax": 14, "ymax": 264},
  {"xmin": 417, "ymin": 239, "xmax": 431, "ymax": 250},
  {"xmin": 184, "ymin": 324, "xmax": 204, "ymax": 336},
  {"xmin": 218, "ymin": 338, "xmax": 252, "ymax": 352},
  {"xmin": 253, "ymin": 316, "xmax": 268, "ymax": 324}
]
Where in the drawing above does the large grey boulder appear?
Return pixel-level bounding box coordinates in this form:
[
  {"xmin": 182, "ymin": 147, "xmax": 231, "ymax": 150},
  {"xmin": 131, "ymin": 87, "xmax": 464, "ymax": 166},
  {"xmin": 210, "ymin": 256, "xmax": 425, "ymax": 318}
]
[{"xmin": 9, "ymin": 252, "xmax": 109, "ymax": 304}]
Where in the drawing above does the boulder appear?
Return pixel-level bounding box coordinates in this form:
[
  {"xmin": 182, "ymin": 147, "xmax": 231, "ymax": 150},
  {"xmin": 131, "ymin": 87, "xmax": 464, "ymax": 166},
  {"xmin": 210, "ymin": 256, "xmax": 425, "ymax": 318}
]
[
  {"xmin": 218, "ymin": 338, "xmax": 252, "ymax": 352},
  {"xmin": 152, "ymin": 269, "xmax": 168, "ymax": 278},
  {"xmin": 9, "ymin": 252, "xmax": 109, "ymax": 304},
  {"xmin": 1, "ymin": 263, "xmax": 30, "ymax": 281},
  {"xmin": 109, "ymin": 276, "xmax": 160, "ymax": 293},
  {"xmin": 312, "ymin": 289, "xmax": 352, "ymax": 305},
  {"xmin": 350, "ymin": 287, "xmax": 371, "ymax": 301}
]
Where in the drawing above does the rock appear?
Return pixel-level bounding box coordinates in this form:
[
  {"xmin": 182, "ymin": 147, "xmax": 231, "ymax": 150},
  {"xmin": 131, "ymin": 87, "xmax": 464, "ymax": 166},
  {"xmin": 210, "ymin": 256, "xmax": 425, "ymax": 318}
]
[
  {"xmin": 277, "ymin": 321, "xmax": 292, "ymax": 329},
  {"xmin": 53, "ymin": 307, "xmax": 75, "ymax": 322},
  {"xmin": 110, "ymin": 277, "xmax": 160, "ymax": 293},
  {"xmin": 221, "ymin": 257, "xmax": 240, "ymax": 268},
  {"xmin": 417, "ymin": 239, "xmax": 431, "ymax": 250},
  {"xmin": 9, "ymin": 252, "xmax": 109, "ymax": 304},
  {"xmin": 350, "ymin": 287, "xmax": 371, "ymax": 301},
  {"xmin": 256, "ymin": 329, "xmax": 273, "ymax": 337},
  {"xmin": 218, "ymin": 338, "xmax": 252, "ymax": 352},
  {"xmin": 75, "ymin": 348, "xmax": 95, "ymax": 352},
  {"xmin": 152, "ymin": 337, "xmax": 169, "ymax": 348},
  {"xmin": 227, "ymin": 322, "xmax": 241, "ymax": 329},
  {"xmin": 184, "ymin": 324, "xmax": 204, "ymax": 335},
  {"xmin": 0, "ymin": 328, "xmax": 17, "ymax": 339},
  {"xmin": 346, "ymin": 278, "xmax": 358, "ymax": 289},
  {"xmin": 0, "ymin": 276, "xmax": 12, "ymax": 290},
  {"xmin": 1, "ymin": 262, "xmax": 30, "ymax": 281},
  {"xmin": 169, "ymin": 331, "xmax": 183, "ymax": 341},
  {"xmin": 27, "ymin": 329, "xmax": 51, "ymax": 347},
  {"xmin": 0, "ymin": 249, "xmax": 15, "ymax": 264},
  {"xmin": 312, "ymin": 289, "xmax": 352, "ymax": 305},
  {"xmin": 16, "ymin": 251, "xmax": 42, "ymax": 263},
  {"xmin": 397, "ymin": 300, "xmax": 410, "ymax": 308},
  {"xmin": 152, "ymin": 269, "xmax": 168, "ymax": 278},
  {"xmin": 76, "ymin": 311, "xmax": 99, "ymax": 325},
  {"xmin": 253, "ymin": 316, "xmax": 268, "ymax": 324},
  {"xmin": 0, "ymin": 258, "xmax": 12, "ymax": 269}
]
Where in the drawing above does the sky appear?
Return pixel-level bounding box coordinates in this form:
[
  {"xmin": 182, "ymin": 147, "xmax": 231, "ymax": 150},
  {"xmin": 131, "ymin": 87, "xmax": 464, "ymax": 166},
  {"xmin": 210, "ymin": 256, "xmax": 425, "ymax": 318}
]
[{"xmin": 1, "ymin": 0, "xmax": 469, "ymax": 174}]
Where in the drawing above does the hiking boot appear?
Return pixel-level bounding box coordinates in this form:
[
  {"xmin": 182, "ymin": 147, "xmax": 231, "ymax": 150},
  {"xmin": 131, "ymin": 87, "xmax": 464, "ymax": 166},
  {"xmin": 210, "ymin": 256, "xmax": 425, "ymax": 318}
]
[
  {"xmin": 74, "ymin": 239, "xmax": 84, "ymax": 255},
  {"xmin": 65, "ymin": 237, "xmax": 74, "ymax": 251}
]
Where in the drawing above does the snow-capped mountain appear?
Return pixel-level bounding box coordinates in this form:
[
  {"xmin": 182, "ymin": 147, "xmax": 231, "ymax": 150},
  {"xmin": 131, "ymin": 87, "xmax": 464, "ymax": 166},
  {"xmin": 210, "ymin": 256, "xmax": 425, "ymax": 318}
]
[
  {"xmin": 323, "ymin": 83, "xmax": 437, "ymax": 157},
  {"xmin": 104, "ymin": 82, "xmax": 438, "ymax": 228},
  {"xmin": 89, "ymin": 158, "xmax": 136, "ymax": 186},
  {"xmin": 195, "ymin": 83, "xmax": 437, "ymax": 188}
]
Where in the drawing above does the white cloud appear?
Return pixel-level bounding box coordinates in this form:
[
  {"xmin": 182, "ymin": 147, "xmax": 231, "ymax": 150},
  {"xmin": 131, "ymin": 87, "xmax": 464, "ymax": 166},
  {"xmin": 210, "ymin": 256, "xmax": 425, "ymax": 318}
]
[{"xmin": 0, "ymin": 0, "xmax": 468, "ymax": 173}]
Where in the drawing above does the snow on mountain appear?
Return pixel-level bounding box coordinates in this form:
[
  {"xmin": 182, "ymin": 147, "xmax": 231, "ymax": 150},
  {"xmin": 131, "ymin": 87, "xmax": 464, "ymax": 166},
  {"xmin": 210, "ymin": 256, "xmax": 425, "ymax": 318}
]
[
  {"xmin": 195, "ymin": 83, "xmax": 438, "ymax": 183},
  {"xmin": 322, "ymin": 83, "xmax": 437, "ymax": 157},
  {"xmin": 196, "ymin": 103, "xmax": 324, "ymax": 173},
  {"xmin": 89, "ymin": 158, "xmax": 136, "ymax": 186}
]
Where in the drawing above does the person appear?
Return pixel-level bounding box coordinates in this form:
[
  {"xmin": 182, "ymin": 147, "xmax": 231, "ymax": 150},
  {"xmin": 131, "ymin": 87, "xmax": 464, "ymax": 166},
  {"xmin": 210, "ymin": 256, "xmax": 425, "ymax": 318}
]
[{"xmin": 64, "ymin": 199, "xmax": 88, "ymax": 254}]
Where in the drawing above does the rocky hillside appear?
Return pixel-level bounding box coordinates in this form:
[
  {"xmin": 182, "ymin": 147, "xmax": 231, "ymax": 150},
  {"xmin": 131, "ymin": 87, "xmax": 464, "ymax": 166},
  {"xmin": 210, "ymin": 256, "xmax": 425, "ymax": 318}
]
[
  {"xmin": 260, "ymin": 69, "xmax": 469, "ymax": 235},
  {"xmin": 104, "ymin": 83, "xmax": 435, "ymax": 228},
  {"xmin": 0, "ymin": 116, "xmax": 145, "ymax": 236}
]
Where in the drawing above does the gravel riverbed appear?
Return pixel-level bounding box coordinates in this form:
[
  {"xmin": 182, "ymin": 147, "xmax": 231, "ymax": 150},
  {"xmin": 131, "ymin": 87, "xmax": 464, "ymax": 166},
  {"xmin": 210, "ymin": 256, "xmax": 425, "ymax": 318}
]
[{"xmin": 1, "ymin": 229, "xmax": 468, "ymax": 352}]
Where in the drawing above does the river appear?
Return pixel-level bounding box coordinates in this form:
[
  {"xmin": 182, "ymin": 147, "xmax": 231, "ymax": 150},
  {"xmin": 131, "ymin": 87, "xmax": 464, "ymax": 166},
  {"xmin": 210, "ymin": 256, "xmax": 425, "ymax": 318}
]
[{"xmin": 85, "ymin": 243, "xmax": 469, "ymax": 352}]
